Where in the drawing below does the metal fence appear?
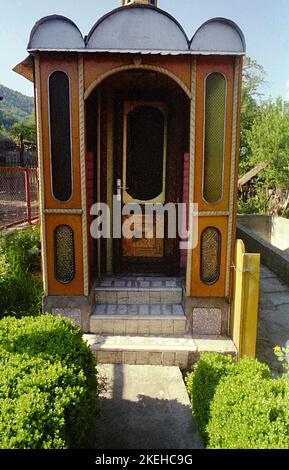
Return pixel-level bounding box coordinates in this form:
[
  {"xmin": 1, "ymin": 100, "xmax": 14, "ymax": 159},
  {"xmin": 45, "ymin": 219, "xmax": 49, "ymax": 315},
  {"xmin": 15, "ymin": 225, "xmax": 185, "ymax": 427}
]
[
  {"xmin": 0, "ymin": 167, "xmax": 39, "ymax": 229},
  {"xmin": 0, "ymin": 150, "xmax": 37, "ymax": 168}
]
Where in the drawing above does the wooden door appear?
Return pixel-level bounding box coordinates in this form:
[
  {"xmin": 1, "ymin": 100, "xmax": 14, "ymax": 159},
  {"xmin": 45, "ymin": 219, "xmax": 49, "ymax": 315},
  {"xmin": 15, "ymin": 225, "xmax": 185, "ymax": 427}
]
[{"xmin": 120, "ymin": 101, "xmax": 167, "ymax": 271}]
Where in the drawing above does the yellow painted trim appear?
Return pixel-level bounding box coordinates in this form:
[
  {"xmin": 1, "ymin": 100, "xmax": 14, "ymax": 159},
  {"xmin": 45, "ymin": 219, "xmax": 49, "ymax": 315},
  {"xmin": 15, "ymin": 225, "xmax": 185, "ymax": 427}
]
[
  {"xmin": 231, "ymin": 240, "xmax": 260, "ymax": 358},
  {"xmin": 122, "ymin": 101, "xmax": 167, "ymax": 205},
  {"xmin": 35, "ymin": 54, "xmax": 48, "ymax": 296},
  {"xmin": 79, "ymin": 54, "xmax": 89, "ymax": 296},
  {"xmin": 186, "ymin": 58, "xmax": 196, "ymax": 296},
  {"xmin": 241, "ymin": 252, "xmax": 260, "ymax": 358},
  {"xmin": 106, "ymin": 94, "xmax": 114, "ymax": 273},
  {"xmin": 84, "ymin": 64, "xmax": 192, "ymax": 101},
  {"xmin": 225, "ymin": 57, "xmax": 240, "ymax": 297}
]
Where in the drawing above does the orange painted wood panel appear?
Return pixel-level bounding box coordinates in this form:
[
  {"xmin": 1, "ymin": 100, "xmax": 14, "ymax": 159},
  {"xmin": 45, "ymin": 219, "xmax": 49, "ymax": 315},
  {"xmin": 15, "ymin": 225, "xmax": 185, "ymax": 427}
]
[
  {"xmin": 45, "ymin": 214, "xmax": 84, "ymax": 296},
  {"xmin": 39, "ymin": 54, "xmax": 82, "ymax": 209},
  {"xmin": 194, "ymin": 56, "xmax": 234, "ymax": 212},
  {"xmin": 143, "ymin": 55, "xmax": 191, "ymax": 92},
  {"xmin": 84, "ymin": 54, "xmax": 191, "ymax": 97},
  {"xmin": 190, "ymin": 216, "xmax": 228, "ymax": 298}
]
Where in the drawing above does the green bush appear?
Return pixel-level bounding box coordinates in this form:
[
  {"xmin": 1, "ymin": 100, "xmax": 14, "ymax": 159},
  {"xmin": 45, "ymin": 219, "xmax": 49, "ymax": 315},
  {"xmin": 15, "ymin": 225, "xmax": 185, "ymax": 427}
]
[
  {"xmin": 0, "ymin": 226, "xmax": 43, "ymax": 318},
  {"xmin": 185, "ymin": 352, "xmax": 234, "ymax": 444},
  {"xmin": 186, "ymin": 353, "xmax": 289, "ymax": 449},
  {"xmin": 0, "ymin": 315, "xmax": 98, "ymax": 449},
  {"xmin": 208, "ymin": 362, "xmax": 289, "ymax": 449},
  {"xmin": 0, "ymin": 225, "xmax": 41, "ymax": 273}
]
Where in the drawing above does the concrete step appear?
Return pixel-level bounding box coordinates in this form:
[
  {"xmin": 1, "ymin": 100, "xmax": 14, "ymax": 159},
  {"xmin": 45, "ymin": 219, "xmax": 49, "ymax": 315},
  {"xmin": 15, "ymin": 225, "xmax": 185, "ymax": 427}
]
[
  {"xmin": 84, "ymin": 334, "xmax": 236, "ymax": 369},
  {"xmin": 95, "ymin": 277, "xmax": 183, "ymax": 305},
  {"xmin": 90, "ymin": 304, "xmax": 186, "ymax": 335}
]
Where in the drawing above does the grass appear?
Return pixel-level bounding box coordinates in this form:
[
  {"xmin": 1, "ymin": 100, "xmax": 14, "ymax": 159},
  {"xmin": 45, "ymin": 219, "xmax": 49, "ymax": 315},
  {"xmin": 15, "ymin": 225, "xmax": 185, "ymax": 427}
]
[{"xmin": 0, "ymin": 225, "xmax": 43, "ymax": 318}]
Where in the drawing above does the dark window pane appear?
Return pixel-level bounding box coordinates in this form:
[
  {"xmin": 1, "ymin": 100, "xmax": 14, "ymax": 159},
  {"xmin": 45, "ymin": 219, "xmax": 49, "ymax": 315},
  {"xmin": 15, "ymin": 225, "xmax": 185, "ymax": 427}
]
[
  {"xmin": 203, "ymin": 73, "xmax": 226, "ymax": 204},
  {"xmin": 49, "ymin": 71, "xmax": 72, "ymax": 202},
  {"xmin": 54, "ymin": 225, "xmax": 75, "ymax": 283},
  {"xmin": 126, "ymin": 106, "xmax": 164, "ymax": 201},
  {"xmin": 200, "ymin": 227, "xmax": 221, "ymax": 285}
]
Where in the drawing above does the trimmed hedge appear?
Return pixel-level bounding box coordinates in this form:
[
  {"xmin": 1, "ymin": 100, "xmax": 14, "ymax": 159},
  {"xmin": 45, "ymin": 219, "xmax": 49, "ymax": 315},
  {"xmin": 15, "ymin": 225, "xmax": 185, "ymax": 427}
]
[
  {"xmin": 185, "ymin": 352, "xmax": 235, "ymax": 444},
  {"xmin": 0, "ymin": 315, "xmax": 98, "ymax": 449},
  {"xmin": 186, "ymin": 353, "xmax": 289, "ymax": 449}
]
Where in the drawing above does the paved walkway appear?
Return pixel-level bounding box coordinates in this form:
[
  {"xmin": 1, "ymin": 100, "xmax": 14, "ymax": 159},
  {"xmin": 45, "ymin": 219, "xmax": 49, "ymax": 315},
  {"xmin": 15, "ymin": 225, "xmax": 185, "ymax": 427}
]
[
  {"xmin": 90, "ymin": 265, "xmax": 288, "ymax": 449},
  {"xmin": 257, "ymin": 265, "xmax": 289, "ymax": 374},
  {"xmin": 93, "ymin": 364, "xmax": 203, "ymax": 449}
]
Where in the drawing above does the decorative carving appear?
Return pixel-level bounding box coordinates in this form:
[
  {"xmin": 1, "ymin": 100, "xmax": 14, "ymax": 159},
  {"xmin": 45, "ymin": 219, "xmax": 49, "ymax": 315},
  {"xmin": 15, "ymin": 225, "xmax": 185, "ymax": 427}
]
[
  {"xmin": 201, "ymin": 227, "xmax": 221, "ymax": 285},
  {"xmin": 54, "ymin": 225, "xmax": 75, "ymax": 284},
  {"xmin": 133, "ymin": 55, "xmax": 142, "ymax": 66}
]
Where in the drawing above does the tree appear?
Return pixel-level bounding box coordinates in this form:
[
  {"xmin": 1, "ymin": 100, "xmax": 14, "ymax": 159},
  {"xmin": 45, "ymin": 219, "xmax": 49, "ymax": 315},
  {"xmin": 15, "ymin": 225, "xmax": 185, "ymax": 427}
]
[
  {"xmin": 240, "ymin": 57, "xmax": 266, "ymax": 172},
  {"xmin": 11, "ymin": 115, "xmax": 36, "ymax": 144},
  {"xmin": 248, "ymin": 98, "xmax": 289, "ymax": 190}
]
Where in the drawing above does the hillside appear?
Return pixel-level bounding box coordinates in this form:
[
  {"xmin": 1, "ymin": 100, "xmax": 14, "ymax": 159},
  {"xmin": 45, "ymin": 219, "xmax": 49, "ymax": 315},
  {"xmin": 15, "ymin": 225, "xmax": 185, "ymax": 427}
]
[{"xmin": 0, "ymin": 84, "xmax": 34, "ymax": 129}]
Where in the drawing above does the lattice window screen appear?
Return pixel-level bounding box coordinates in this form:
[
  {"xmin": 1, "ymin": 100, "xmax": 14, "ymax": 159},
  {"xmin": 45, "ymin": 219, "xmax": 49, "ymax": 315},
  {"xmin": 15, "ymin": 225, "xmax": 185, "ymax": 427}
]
[
  {"xmin": 200, "ymin": 227, "xmax": 221, "ymax": 285},
  {"xmin": 203, "ymin": 73, "xmax": 226, "ymax": 204},
  {"xmin": 54, "ymin": 225, "xmax": 75, "ymax": 283}
]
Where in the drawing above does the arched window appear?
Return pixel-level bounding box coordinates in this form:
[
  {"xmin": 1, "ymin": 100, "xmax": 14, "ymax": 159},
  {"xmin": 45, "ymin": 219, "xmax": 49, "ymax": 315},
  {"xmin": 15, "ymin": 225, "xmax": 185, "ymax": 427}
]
[
  {"xmin": 125, "ymin": 105, "xmax": 165, "ymax": 202},
  {"xmin": 203, "ymin": 73, "xmax": 226, "ymax": 204},
  {"xmin": 49, "ymin": 71, "xmax": 72, "ymax": 202},
  {"xmin": 54, "ymin": 225, "xmax": 75, "ymax": 283},
  {"xmin": 200, "ymin": 227, "xmax": 221, "ymax": 285}
]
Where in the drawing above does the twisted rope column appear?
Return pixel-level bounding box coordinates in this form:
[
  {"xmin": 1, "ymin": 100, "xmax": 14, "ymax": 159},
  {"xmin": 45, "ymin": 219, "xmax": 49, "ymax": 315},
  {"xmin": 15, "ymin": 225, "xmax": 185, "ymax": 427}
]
[
  {"xmin": 78, "ymin": 55, "xmax": 89, "ymax": 297},
  {"xmin": 225, "ymin": 57, "xmax": 240, "ymax": 297},
  {"xmin": 186, "ymin": 58, "xmax": 197, "ymax": 296},
  {"xmin": 35, "ymin": 54, "xmax": 48, "ymax": 296}
]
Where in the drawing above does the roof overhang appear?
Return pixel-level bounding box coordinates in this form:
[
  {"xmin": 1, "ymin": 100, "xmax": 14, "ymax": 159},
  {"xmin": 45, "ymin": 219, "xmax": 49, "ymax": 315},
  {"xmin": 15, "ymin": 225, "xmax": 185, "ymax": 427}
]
[{"xmin": 13, "ymin": 55, "xmax": 34, "ymax": 82}]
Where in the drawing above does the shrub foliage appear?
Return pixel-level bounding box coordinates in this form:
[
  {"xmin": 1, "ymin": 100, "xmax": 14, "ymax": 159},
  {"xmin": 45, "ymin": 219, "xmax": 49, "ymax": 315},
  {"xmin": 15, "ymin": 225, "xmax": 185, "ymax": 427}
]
[
  {"xmin": 0, "ymin": 226, "xmax": 43, "ymax": 318},
  {"xmin": 186, "ymin": 353, "xmax": 289, "ymax": 449},
  {"xmin": 0, "ymin": 315, "xmax": 98, "ymax": 449}
]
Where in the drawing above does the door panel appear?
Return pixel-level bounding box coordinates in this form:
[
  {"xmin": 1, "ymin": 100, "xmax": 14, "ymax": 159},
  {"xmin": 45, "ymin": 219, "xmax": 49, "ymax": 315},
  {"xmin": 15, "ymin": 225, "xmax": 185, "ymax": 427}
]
[{"xmin": 122, "ymin": 214, "xmax": 164, "ymax": 258}]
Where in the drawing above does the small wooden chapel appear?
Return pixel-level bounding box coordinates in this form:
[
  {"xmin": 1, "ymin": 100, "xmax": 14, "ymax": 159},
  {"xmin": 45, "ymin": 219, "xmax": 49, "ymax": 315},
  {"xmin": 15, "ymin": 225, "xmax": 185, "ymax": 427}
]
[{"xmin": 14, "ymin": 0, "xmax": 246, "ymax": 365}]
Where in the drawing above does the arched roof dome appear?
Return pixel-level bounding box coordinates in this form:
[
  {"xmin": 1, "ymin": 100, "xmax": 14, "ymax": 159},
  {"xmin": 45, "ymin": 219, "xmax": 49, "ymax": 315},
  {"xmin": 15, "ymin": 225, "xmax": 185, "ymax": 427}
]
[
  {"xmin": 86, "ymin": 5, "xmax": 189, "ymax": 52},
  {"xmin": 28, "ymin": 15, "xmax": 85, "ymax": 51},
  {"xmin": 26, "ymin": 8, "xmax": 245, "ymax": 55},
  {"xmin": 190, "ymin": 18, "xmax": 246, "ymax": 54}
]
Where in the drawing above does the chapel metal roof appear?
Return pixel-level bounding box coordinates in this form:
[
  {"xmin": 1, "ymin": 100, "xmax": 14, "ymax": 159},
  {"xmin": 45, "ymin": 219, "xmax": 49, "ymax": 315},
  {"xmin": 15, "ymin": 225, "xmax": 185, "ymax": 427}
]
[{"xmin": 27, "ymin": 5, "xmax": 246, "ymax": 55}]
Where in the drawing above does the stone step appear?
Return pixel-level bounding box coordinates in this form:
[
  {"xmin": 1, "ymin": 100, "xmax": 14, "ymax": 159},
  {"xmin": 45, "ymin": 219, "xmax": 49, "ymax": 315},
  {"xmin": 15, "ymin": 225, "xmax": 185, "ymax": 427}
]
[
  {"xmin": 90, "ymin": 304, "xmax": 186, "ymax": 335},
  {"xmin": 84, "ymin": 334, "xmax": 236, "ymax": 369},
  {"xmin": 95, "ymin": 288, "xmax": 183, "ymax": 305},
  {"xmin": 95, "ymin": 277, "xmax": 183, "ymax": 305}
]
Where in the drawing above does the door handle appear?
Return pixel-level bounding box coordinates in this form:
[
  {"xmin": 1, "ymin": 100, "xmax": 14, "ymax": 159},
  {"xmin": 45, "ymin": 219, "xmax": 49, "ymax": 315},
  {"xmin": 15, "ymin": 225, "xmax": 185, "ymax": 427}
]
[
  {"xmin": 116, "ymin": 179, "xmax": 129, "ymax": 201},
  {"xmin": 117, "ymin": 179, "xmax": 122, "ymax": 201}
]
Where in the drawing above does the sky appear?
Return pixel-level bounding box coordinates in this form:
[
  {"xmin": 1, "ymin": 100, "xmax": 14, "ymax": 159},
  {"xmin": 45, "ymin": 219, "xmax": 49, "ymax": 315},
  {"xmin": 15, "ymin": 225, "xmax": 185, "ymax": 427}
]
[{"xmin": 1, "ymin": 0, "xmax": 289, "ymax": 99}]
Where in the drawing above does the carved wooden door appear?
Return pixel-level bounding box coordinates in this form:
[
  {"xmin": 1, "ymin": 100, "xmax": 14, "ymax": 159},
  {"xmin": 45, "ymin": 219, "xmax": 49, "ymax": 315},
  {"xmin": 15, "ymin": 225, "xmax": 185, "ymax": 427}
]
[{"xmin": 121, "ymin": 102, "xmax": 167, "ymax": 266}]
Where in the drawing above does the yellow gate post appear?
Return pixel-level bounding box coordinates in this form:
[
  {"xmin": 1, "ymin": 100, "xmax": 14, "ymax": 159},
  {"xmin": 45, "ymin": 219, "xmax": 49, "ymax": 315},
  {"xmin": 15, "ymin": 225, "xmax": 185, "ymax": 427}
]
[{"xmin": 231, "ymin": 239, "xmax": 261, "ymax": 359}]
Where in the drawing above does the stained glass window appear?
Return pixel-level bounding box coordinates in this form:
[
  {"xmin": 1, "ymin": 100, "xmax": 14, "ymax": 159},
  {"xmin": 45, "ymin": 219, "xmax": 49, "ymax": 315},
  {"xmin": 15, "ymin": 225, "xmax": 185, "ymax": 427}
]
[{"xmin": 203, "ymin": 73, "xmax": 226, "ymax": 204}]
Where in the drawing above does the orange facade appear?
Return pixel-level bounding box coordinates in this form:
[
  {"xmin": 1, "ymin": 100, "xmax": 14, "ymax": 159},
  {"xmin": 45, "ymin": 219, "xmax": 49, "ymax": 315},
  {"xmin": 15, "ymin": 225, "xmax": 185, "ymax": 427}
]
[{"xmin": 35, "ymin": 50, "xmax": 242, "ymax": 299}]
